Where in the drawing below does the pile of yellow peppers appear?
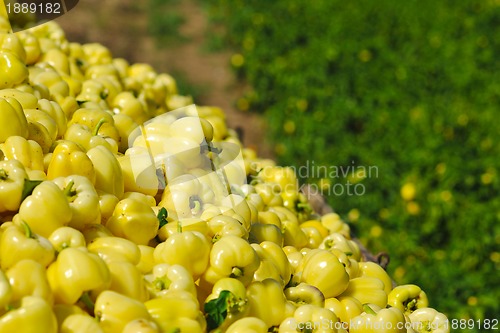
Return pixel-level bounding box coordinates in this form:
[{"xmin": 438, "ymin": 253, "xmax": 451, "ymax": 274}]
[{"xmin": 0, "ymin": 13, "xmax": 451, "ymax": 333}]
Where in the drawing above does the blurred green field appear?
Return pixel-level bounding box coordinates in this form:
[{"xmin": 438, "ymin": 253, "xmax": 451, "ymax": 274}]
[{"xmin": 151, "ymin": 0, "xmax": 499, "ymax": 330}]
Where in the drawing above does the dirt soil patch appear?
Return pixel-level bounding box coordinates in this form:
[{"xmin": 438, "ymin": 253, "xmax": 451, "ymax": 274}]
[{"xmin": 56, "ymin": 0, "xmax": 273, "ymax": 157}]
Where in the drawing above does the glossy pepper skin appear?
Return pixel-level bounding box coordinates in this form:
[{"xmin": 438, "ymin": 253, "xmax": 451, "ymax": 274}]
[
  {"xmin": 145, "ymin": 263, "xmax": 197, "ymax": 299},
  {"xmin": 153, "ymin": 230, "xmax": 211, "ymax": 280},
  {"xmin": 64, "ymin": 122, "xmax": 118, "ymax": 154},
  {"xmin": 86, "ymin": 145, "xmax": 124, "ymax": 199},
  {"xmin": 225, "ymin": 317, "xmax": 269, "ymax": 333},
  {"xmin": 95, "ymin": 290, "xmax": 151, "ymax": 333},
  {"xmin": 340, "ymin": 277, "xmax": 388, "ymax": 309},
  {"xmin": 0, "ymin": 269, "xmax": 12, "ymax": 313},
  {"xmin": 18, "ymin": 180, "xmax": 73, "ymax": 238},
  {"xmin": 350, "ymin": 304, "xmax": 407, "ymax": 333},
  {"xmin": 105, "ymin": 197, "xmax": 158, "ymax": 245},
  {"xmin": 0, "ymin": 51, "xmax": 28, "ymax": 89},
  {"xmin": 0, "ymin": 159, "xmax": 28, "ymax": 213},
  {"xmin": 279, "ymin": 304, "xmax": 339, "ymax": 333},
  {"xmin": 324, "ymin": 296, "xmax": 363, "ymax": 326},
  {"xmin": 295, "ymin": 249, "xmax": 350, "ymax": 299},
  {"xmin": 52, "ymin": 175, "xmax": 101, "ymax": 230},
  {"xmin": 48, "ymin": 226, "xmax": 87, "ymax": 252},
  {"xmin": 47, "ymin": 140, "xmax": 96, "ymax": 184},
  {"xmin": 0, "ymin": 221, "xmax": 55, "ymax": 270},
  {"xmin": 0, "ymin": 97, "xmax": 29, "ymax": 143},
  {"xmin": 0, "ymin": 296, "xmax": 58, "ymax": 333},
  {"xmin": 6, "ymin": 259, "xmax": 53, "ymax": 305},
  {"xmin": 204, "ymin": 235, "xmax": 260, "ymax": 287},
  {"xmin": 60, "ymin": 313, "xmax": 105, "ymax": 333},
  {"xmin": 0, "ymin": 135, "xmax": 44, "ymax": 172},
  {"xmin": 388, "ymin": 284, "xmax": 429, "ymax": 315},
  {"xmin": 408, "ymin": 307, "xmax": 449, "ymax": 333},
  {"xmin": 47, "ymin": 247, "xmax": 110, "ymax": 305}
]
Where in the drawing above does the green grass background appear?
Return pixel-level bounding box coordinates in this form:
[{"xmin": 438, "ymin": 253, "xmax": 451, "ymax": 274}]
[{"xmin": 151, "ymin": 0, "xmax": 499, "ymax": 330}]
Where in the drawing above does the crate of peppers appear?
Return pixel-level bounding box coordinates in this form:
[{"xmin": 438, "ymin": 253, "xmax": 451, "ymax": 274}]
[{"xmin": 0, "ymin": 14, "xmax": 450, "ymax": 333}]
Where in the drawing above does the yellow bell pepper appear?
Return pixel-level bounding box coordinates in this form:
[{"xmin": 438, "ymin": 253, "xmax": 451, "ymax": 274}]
[
  {"xmin": 295, "ymin": 249, "xmax": 350, "ymax": 299},
  {"xmin": 320, "ymin": 213, "xmax": 351, "ymax": 239},
  {"xmin": 357, "ymin": 261, "xmax": 394, "ymax": 296},
  {"xmin": 122, "ymin": 318, "xmax": 160, "ymax": 333},
  {"xmin": 225, "ymin": 317, "xmax": 269, "ymax": 333},
  {"xmin": 136, "ymin": 245, "xmax": 155, "ymax": 274},
  {"xmin": 145, "ymin": 263, "xmax": 197, "ymax": 299},
  {"xmin": 87, "ymin": 145, "xmax": 124, "ymax": 198},
  {"xmin": 0, "ymin": 296, "xmax": 58, "ymax": 333},
  {"xmin": 207, "ymin": 215, "xmax": 247, "ymax": 242},
  {"xmin": 6, "ymin": 259, "xmax": 53, "ymax": 305},
  {"xmin": 324, "ymin": 296, "xmax": 363, "ymax": 327},
  {"xmin": 340, "ymin": 277, "xmax": 388, "ymax": 309},
  {"xmin": 251, "ymin": 241, "xmax": 292, "ymax": 288},
  {"xmin": 64, "ymin": 122, "xmax": 118, "ymax": 154},
  {"xmin": 40, "ymin": 48, "xmax": 70, "ymax": 75},
  {"xmin": 97, "ymin": 190, "xmax": 119, "ymax": 225},
  {"xmin": 47, "ymin": 140, "xmax": 96, "ymax": 184},
  {"xmin": 69, "ymin": 108, "xmax": 120, "ymax": 143},
  {"xmin": 48, "ymin": 227, "xmax": 87, "ymax": 252},
  {"xmin": 407, "ymin": 307, "xmax": 449, "ymax": 333},
  {"xmin": 47, "ymin": 247, "xmax": 110, "ymax": 305},
  {"xmin": 81, "ymin": 223, "xmax": 114, "ymax": 245},
  {"xmin": 153, "ymin": 230, "xmax": 211, "ymax": 280},
  {"xmin": 387, "ymin": 284, "xmax": 429, "ymax": 315},
  {"xmin": 37, "ymin": 98, "xmax": 67, "ymax": 138},
  {"xmin": 16, "ymin": 31, "xmax": 41, "ymax": 65},
  {"xmin": 0, "ymin": 269, "xmax": 12, "ymax": 314},
  {"xmin": 204, "ymin": 277, "xmax": 250, "ymax": 331},
  {"xmin": 145, "ymin": 290, "xmax": 207, "ymax": 332},
  {"xmin": 0, "ymin": 88, "xmax": 38, "ymax": 109},
  {"xmin": 102, "ymin": 261, "xmax": 149, "ymax": 302},
  {"xmin": 0, "ymin": 221, "xmax": 55, "ymax": 270},
  {"xmin": 0, "ymin": 97, "xmax": 29, "ymax": 143},
  {"xmin": 249, "ymin": 223, "xmax": 284, "ymax": 246},
  {"xmin": 246, "ymin": 278, "xmax": 295, "ymax": 328},
  {"xmin": 112, "ymin": 91, "xmax": 149, "ymax": 124},
  {"xmin": 279, "ymin": 304, "xmax": 339, "ymax": 333},
  {"xmin": 60, "ymin": 313, "xmax": 105, "ymax": 333},
  {"xmin": 95, "ymin": 290, "xmax": 151, "ymax": 333},
  {"xmin": 0, "ymin": 32, "xmax": 26, "ymax": 62},
  {"xmin": 350, "ymin": 304, "xmax": 407, "ymax": 333},
  {"xmin": 29, "ymin": 65, "xmax": 70, "ymax": 99},
  {"xmin": 284, "ymin": 282, "xmax": 325, "ymax": 308},
  {"xmin": 52, "ymin": 175, "xmax": 101, "ymax": 230},
  {"xmin": 319, "ymin": 232, "xmax": 362, "ymax": 261},
  {"xmin": 105, "ymin": 197, "xmax": 159, "ymax": 245},
  {"xmin": 204, "ymin": 235, "xmax": 260, "ymax": 287},
  {"xmin": 0, "ymin": 159, "xmax": 28, "ymax": 213},
  {"xmin": 118, "ymin": 146, "xmax": 158, "ymax": 197},
  {"xmin": 0, "ymin": 135, "xmax": 44, "ymax": 172},
  {"xmin": 113, "ymin": 113, "xmax": 139, "ymax": 153},
  {"xmin": 87, "ymin": 236, "xmax": 141, "ymax": 265},
  {"xmin": 0, "ymin": 50, "xmax": 28, "ymax": 89},
  {"xmin": 18, "ymin": 180, "xmax": 73, "ymax": 238}
]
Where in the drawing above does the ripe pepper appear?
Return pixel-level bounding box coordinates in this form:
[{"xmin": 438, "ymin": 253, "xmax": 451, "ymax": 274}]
[
  {"xmin": 137, "ymin": 245, "xmax": 155, "ymax": 274},
  {"xmin": 47, "ymin": 247, "xmax": 110, "ymax": 305},
  {"xmin": 102, "ymin": 261, "xmax": 149, "ymax": 302},
  {"xmin": 0, "ymin": 269, "xmax": 12, "ymax": 314},
  {"xmin": 0, "ymin": 159, "xmax": 28, "ymax": 213},
  {"xmin": 153, "ymin": 230, "xmax": 211, "ymax": 280},
  {"xmin": 145, "ymin": 263, "xmax": 197, "ymax": 299},
  {"xmin": 0, "ymin": 88, "xmax": 38, "ymax": 109},
  {"xmin": 340, "ymin": 277, "xmax": 388, "ymax": 309},
  {"xmin": 69, "ymin": 108, "xmax": 120, "ymax": 144},
  {"xmin": 204, "ymin": 235, "xmax": 260, "ymax": 287},
  {"xmin": 350, "ymin": 304, "xmax": 407, "ymax": 333},
  {"xmin": 111, "ymin": 91, "xmax": 149, "ymax": 124},
  {"xmin": 284, "ymin": 283, "xmax": 325, "ymax": 308},
  {"xmin": 0, "ymin": 97, "xmax": 29, "ymax": 143},
  {"xmin": 60, "ymin": 313, "xmax": 105, "ymax": 333},
  {"xmin": 95, "ymin": 290, "xmax": 151, "ymax": 333},
  {"xmin": 220, "ymin": 194, "xmax": 252, "ymax": 231},
  {"xmin": 204, "ymin": 277, "xmax": 250, "ymax": 331},
  {"xmin": 387, "ymin": 284, "xmax": 429, "ymax": 315},
  {"xmin": 319, "ymin": 232, "xmax": 362, "ymax": 261},
  {"xmin": 246, "ymin": 278, "xmax": 295, "ymax": 328},
  {"xmin": 324, "ymin": 296, "xmax": 363, "ymax": 326},
  {"xmin": 29, "ymin": 65, "xmax": 70, "ymax": 99},
  {"xmin": 0, "ymin": 221, "xmax": 55, "ymax": 270},
  {"xmin": 105, "ymin": 197, "xmax": 159, "ymax": 245},
  {"xmin": 118, "ymin": 146, "xmax": 158, "ymax": 197},
  {"xmin": 249, "ymin": 223, "xmax": 283, "ymax": 246},
  {"xmin": 207, "ymin": 215, "xmax": 248, "ymax": 242},
  {"xmin": 24, "ymin": 108, "xmax": 57, "ymax": 152},
  {"xmin": 64, "ymin": 123, "xmax": 118, "ymax": 154},
  {"xmin": 145, "ymin": 291, "xmax": 207, "ymax": 332},
  {"xmin": 295, "ymin": 249, "xmax": 350, "ymax": 299},
  {"xmin": 47, "ymin": 140, "xmax": 96, "ymax": 184},
  {"xmin": 122, "ymin": 319, "xmax": 160, "ymax": 333},
  {"xmin": 159, "ymin": 174, "xmax": 207, "ymax": 220},
  {"xmin": 86, "ymin": 145, "xmax": 124, "ymax": 198},
  {"xmin": 112, "ymin": 113, "xmax": 139, "ymax": 153},
  {"xmin": 0, "ymin": 296, "xmax": 58, "ymax": 333},
  {"xmin": 16, "ymin": 31, "xmax": 41, "ymax": 65},
  {"xmin": 357, "ymin": 261, "xmax": 394, "ymax": 295},
  {"xmin": 52, "ymin": 176, "xmax": 101, "ymax": 230},
  {"xmin": 254, "ymin": 183, "xmax": 283, "ymax": 207},
  {"xmin": 225, "ymin": 317, "xmax": 268, "ymax": 333},
  {"xmin": 251, "ymin": 241, "xmax": 292, "ymax": 288},
  {"xmin": 18, "ymin": 180, "xmax": 73, "ymax": 238},
  {"xmin": 0, "ymin": 33, "xmax": 26, "ymax": 62},
  {"xmin": 37, "ymin": 98, "xmax": 68, "ymax": 138},
  {"xmin": 407, "ymin": 307, "xmax": 449, "ymax": 333},
  {"xmin": 0, "ymin": 136, "xmax": 44, "ymax": 172},
  {"xmin": 87, "ymin": 236, "xmax": 141, "ymax": 265},
  {"xmin": 97, "ymin": 190, "xmax": 119, "ymax": 225},
  {"xmin": 45, "ymin": 227, "xmax": 86, "ymax": 256},
  {"xmin": 6, "ymin": 258, "xmax": 53, "ymax": 306},
  {"xmin": 279, "ymin": 304, "xmax": 339, "ymax": 333},
  {"xmin": 320, "ymin": 213, "xmax": 351, "ymax": 238},
  {"xmin": 0, "ymin": 51, "xmax": 28, "ymax": 89}
]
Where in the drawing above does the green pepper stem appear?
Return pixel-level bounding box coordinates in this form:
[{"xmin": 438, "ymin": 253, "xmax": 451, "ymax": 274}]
[
  {"xmin": 20, "ymin": 220, "xmax": 33, "ymax": 238},
  {"xmin": 63, "ymin": 179, "xmax": 76, "ymax": 198},
  {"xmin": 363, "ymin": 304, "xmax": 377, "ymax": 315},
  {"xmin": 92, "ymin": 118, "xmax": 107, "ymax": 136},
  {"xmin": 79, "ymin": 292, "xmax": 95, "ymax": 313},
  {"xmin": 0, "ymin": 169, "xmax": 7, "ymax": 180}
]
